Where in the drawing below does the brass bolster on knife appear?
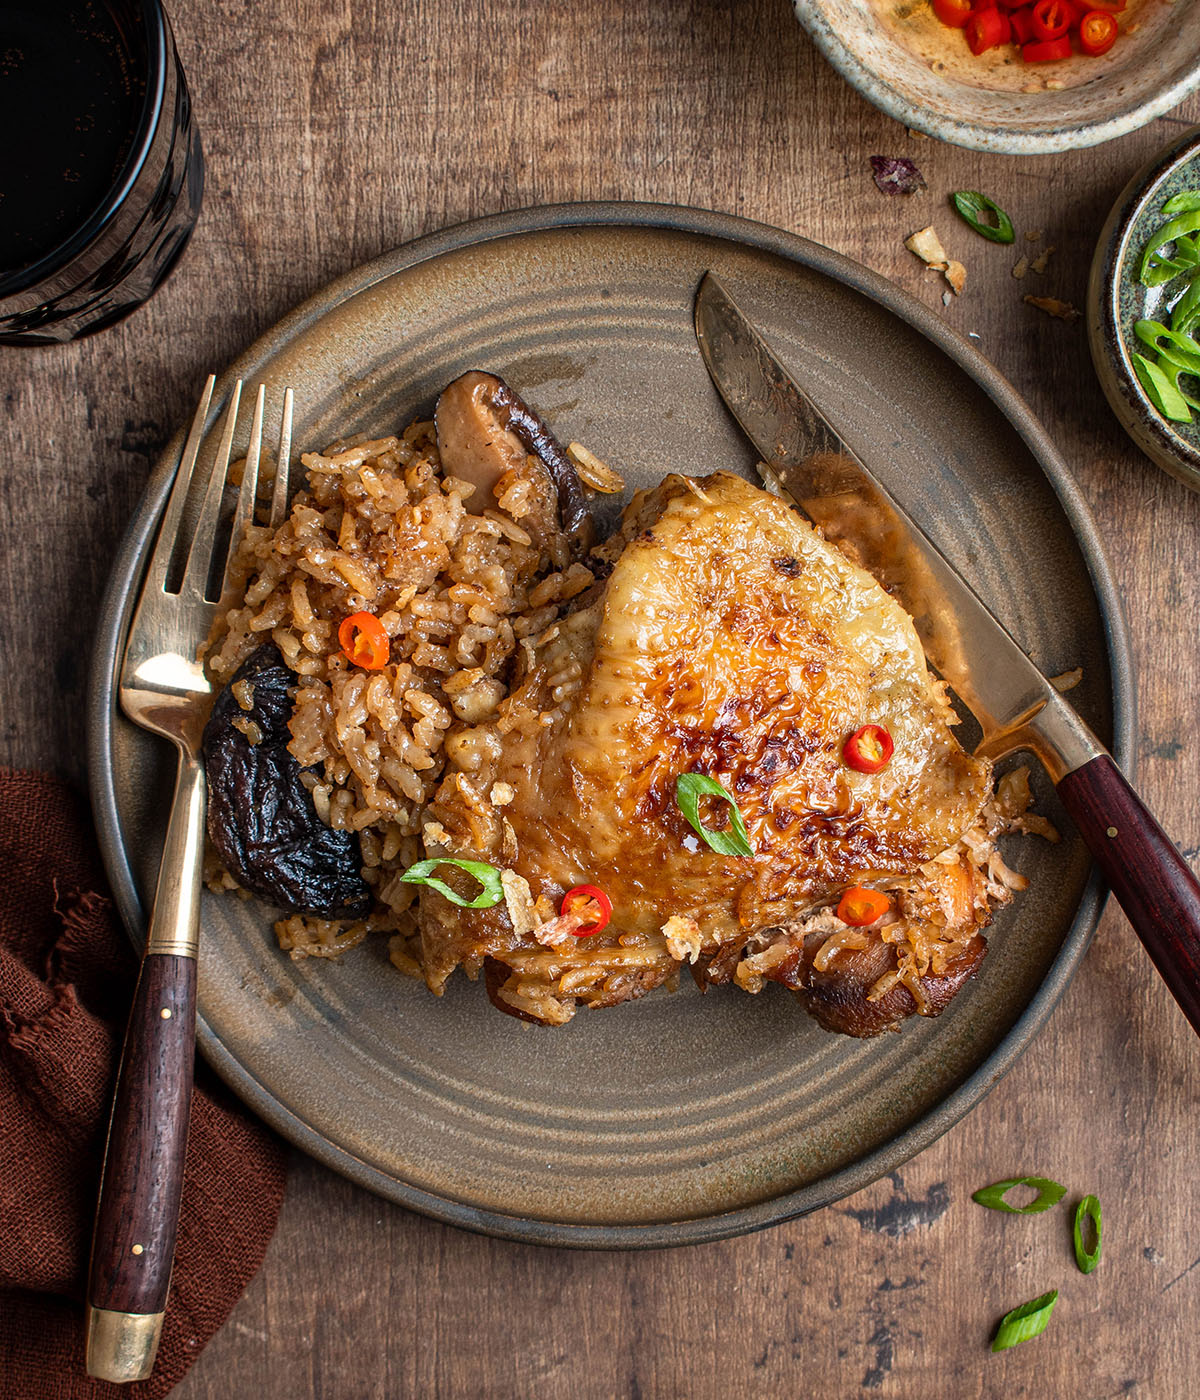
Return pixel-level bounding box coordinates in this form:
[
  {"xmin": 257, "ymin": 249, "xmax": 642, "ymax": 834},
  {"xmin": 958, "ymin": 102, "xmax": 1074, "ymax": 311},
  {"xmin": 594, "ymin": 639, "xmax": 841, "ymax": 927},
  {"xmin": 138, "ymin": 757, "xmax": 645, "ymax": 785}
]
[{"xmin": 86, "ymin": 1305, "xmax": 165, "ymax": 1382}]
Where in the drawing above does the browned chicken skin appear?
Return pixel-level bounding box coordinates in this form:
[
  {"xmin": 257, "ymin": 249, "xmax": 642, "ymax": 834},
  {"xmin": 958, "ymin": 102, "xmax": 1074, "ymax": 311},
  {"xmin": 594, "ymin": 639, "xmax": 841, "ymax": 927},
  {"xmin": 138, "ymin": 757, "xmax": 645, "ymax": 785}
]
[{"xmin": 421, "ymin": 470, "xmax": 1013, "ymax": 1032}]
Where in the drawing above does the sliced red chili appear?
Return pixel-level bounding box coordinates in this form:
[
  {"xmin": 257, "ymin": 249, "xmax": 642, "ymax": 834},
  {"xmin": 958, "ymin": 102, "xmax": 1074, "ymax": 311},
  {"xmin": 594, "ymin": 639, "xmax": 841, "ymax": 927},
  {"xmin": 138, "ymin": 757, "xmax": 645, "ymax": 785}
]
[
  {"xmin": 1030, "ymin": 0, "xmax": 1071, "ymax": 39},
  {"xmin": 965, "ymin": 7, "xmax": 1011, "ymax": 53},
  {"xmin": 843, "ymin": 724, "xmax": 895, "ymax": 774},
  {"xmin": 836, "ymin": 887, "xmax": 892, "ymax": 928},
  {"xmin": 560, "ymin": 884, "xmax": 612, "ymax": 937},
  {"xmin": 1022, "ymin": 34, "xmax": 1072, "ymax": 59},
  {"xmin": 1078, "ymin": 8, "xmax": 1118, "ymax": 53},
  {"xmin": 1010, "ymin": 7, "xmax": 1036, "ymax": 44},
  {"xmin": 933, "ymin": 0, "xmax": 974, "ymax": 26},
  {"xmin": 338, "ymin": 611, "xmax": 390, "ymax": 669}
]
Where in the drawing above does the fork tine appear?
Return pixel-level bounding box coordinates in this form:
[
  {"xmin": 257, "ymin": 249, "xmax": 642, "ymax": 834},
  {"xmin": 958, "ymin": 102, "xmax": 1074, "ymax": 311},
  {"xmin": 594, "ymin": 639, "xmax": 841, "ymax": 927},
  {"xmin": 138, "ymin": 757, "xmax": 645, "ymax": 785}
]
[
  {"xmin": 145, "ymin": 375, "xmax": 215, "ymax": 597},
  {"xmin": 216, "ymin": 384, "xmax": 265, "ymax": 604},
  {"xmin": 269, "ymin": 386, "xmax": 293, "ymax": 529},
  {"xmin": 179, "ymin": 380, "xmax": 242, "ymax": 599}
]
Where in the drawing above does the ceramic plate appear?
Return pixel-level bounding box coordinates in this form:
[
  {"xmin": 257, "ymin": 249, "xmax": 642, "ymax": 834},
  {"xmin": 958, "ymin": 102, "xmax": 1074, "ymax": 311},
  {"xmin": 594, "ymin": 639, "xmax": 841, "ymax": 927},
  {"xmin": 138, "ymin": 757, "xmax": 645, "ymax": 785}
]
[{"xmin": 88, "ymin": 203, "xmax": 1132, "ymax": 1247}]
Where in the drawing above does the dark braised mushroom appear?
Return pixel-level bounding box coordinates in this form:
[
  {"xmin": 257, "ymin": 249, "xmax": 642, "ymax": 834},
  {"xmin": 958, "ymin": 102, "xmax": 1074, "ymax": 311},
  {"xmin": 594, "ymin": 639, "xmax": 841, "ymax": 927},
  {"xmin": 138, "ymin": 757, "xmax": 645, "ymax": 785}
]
[
  {"xmin": 761, "ymin": 926, "xmax": 987, "ymax": 1037},
  {"xmin": 202, "ymin": 644, "xmax": 371, "ymax": 918},
  {"xmin": 434, "ymin": 370, "xmax": 594, "ymax": 556}
]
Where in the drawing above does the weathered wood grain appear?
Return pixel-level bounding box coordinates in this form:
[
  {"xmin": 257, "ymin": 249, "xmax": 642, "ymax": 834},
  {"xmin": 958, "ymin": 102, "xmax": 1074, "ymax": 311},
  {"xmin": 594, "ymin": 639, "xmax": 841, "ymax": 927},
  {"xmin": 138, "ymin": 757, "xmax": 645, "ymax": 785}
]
[{"xmin": 2, "ymin": 0, "xmax": 1199, "ymax": 1396}]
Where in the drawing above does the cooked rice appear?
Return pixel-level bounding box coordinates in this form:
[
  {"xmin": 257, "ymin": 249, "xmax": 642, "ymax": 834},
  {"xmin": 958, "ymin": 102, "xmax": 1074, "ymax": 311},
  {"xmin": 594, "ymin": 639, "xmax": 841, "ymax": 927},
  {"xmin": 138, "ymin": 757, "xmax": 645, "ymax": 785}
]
[{"xmin": 206, "ymin": 419, "xmax": 591, "ymax": 954}]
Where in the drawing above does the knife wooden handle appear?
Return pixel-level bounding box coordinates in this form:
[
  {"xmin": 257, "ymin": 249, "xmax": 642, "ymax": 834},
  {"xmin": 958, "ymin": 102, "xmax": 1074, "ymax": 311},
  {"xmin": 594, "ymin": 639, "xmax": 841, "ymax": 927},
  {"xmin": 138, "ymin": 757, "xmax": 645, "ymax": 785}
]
[
  {"xmin": 86, "ymin": 951, "xmax": 196, "ymax": 1379},
  {"xmin": 1058, "ymin": 754, "xmax": 1200, "ymax": 1036}
]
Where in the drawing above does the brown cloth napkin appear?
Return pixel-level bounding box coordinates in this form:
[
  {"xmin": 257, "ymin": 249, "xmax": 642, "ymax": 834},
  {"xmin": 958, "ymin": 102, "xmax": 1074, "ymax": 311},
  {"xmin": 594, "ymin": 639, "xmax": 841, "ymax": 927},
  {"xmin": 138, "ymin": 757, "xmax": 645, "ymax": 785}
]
[{"xmin": 0, "ymin": 769, "xmax": 288, "ymax": 1400}]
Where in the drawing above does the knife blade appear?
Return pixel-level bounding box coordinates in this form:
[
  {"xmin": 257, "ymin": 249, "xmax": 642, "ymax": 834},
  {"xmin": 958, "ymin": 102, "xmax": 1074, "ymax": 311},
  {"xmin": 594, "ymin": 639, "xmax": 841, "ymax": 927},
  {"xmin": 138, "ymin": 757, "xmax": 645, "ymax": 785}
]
[{"xmin": 694, "ymin": 269, "xmax": 1200, "ymax": 1040}]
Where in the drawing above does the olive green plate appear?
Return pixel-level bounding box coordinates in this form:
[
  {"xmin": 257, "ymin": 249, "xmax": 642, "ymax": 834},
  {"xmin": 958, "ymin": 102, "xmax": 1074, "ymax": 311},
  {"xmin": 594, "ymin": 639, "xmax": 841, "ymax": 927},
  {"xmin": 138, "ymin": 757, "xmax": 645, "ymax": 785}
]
[{"xmin": 89, "ymin": 203, "xmax": 1132, "ymax": 1247}]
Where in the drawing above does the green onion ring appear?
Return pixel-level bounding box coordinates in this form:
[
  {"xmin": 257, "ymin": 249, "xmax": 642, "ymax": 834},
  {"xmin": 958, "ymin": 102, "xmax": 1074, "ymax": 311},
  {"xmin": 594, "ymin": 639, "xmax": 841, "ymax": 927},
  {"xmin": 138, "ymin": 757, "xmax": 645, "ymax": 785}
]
[
  {"xmin": 1156, "ymin": 356, "xmax": 1200, "ymax": 412},
  {"xmin": 1134, "ymin": 319, "xmax": 1200, "ymax": 375},
  {"xmin": 1133, "ymin": 353, "xmax": 1194, "ymax": 423},
  {"xmin": 399, "ymin": 856, "xmax": 505, "ymax": 908},
  {"xmin": 1139, "ymin": 211, "xmax": 1200, "ymax": 286},
  {"xmin": 950, "ymin": 190, "xmax": 1015, "ymax": 244},
  {"xmin": 1169, "ymin": 271, "xmax": 1200, "ymax": 336},
  {"xmin": 1073, "ymin": 1194, "xmax": 1102, "ymax": 1274},
  {"xmin": 971, "ymin": 1176, "xmax": 1067, "ymax": 1214},
  {"xmin": 1162, "ymin": 192, "xmax": 1200, "ymax": 216},
  {"xmin": 674, "ymin": 773, "xmax": 755, "ymax": 858},
  {"xmin": 991, "ymin": 1289, "xmax": 1058, "ymax": 1352}
]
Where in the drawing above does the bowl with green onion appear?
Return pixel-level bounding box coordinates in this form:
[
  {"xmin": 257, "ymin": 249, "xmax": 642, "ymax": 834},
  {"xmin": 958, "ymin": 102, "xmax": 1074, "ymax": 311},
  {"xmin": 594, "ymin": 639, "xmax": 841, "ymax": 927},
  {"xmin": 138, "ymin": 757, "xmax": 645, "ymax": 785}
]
[{"xmin": 1089, "ymin": 125, "xmax": 1200, "ymax": 492}]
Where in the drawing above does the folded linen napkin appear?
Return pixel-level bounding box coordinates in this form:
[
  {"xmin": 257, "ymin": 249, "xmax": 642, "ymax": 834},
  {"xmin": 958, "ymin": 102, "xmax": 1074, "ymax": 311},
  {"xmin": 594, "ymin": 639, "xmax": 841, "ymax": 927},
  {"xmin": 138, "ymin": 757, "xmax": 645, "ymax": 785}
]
[{"xmin": 0, "ymin": 769, "xmax": 287, "ymax": 1399}]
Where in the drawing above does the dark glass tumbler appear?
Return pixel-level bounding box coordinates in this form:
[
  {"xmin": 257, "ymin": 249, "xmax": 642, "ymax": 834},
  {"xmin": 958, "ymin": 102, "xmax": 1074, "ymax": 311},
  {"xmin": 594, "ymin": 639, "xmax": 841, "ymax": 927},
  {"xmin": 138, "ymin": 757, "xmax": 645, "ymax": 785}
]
[{"xmin": 0, "ymin": 0, "xmax": 203, "ymax": 346}]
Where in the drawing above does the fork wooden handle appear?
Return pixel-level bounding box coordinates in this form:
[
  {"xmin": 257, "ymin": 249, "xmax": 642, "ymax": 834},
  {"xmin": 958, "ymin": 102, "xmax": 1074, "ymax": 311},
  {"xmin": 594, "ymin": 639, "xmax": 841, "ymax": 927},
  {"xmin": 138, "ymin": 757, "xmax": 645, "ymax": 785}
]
[
  {"xmin": 87, "ymin": 753, "xmax": 204, "ymax": 1382},
  {"xmin": 1058, "ymin": 753, "xmax": 1200, "ymax": 1037}
]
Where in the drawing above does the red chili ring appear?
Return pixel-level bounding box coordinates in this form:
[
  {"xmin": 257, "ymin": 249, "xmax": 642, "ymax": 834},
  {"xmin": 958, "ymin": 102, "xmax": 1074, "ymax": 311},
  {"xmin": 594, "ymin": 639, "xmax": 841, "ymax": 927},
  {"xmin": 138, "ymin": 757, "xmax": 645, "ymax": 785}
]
[
  {"xmin": 560, "ymin": 884, "xmax": 612, "ymax": 937},
  {"xmin": 843, "ymin": 724, "xmax": 895, "ymax": 774}
]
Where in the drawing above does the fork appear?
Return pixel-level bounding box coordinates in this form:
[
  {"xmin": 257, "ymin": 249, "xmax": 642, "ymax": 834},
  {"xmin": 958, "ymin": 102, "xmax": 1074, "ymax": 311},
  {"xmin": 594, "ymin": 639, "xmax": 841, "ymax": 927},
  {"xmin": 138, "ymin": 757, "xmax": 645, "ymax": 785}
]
[{"xmin": 85, "ymin": 376, "xmax": 293, "ymax": 1384}]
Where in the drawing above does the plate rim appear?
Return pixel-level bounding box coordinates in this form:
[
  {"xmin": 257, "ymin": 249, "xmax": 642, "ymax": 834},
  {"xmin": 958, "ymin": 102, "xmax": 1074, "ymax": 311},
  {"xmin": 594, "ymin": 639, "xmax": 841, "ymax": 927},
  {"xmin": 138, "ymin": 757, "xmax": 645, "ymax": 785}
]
[{"xmin": 88, "ymin": 200, "xmax": 1135, "ymax": 1248}]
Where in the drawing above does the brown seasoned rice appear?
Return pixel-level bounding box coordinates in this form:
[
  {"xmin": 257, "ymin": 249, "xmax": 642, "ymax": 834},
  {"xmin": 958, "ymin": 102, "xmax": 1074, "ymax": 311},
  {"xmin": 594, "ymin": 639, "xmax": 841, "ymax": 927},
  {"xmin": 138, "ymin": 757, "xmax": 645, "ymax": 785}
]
[{"xmin": 205, "ymin": 417, "xmax": 589, "ymax": 962}]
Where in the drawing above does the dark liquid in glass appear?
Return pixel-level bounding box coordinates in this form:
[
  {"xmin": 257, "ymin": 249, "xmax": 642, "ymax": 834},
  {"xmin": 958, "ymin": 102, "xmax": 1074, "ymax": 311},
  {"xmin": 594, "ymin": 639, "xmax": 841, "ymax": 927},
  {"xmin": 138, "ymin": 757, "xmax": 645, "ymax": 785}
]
[{"xmin": 0, "ymin": 1, "xmax": 148, "ymax": 277}]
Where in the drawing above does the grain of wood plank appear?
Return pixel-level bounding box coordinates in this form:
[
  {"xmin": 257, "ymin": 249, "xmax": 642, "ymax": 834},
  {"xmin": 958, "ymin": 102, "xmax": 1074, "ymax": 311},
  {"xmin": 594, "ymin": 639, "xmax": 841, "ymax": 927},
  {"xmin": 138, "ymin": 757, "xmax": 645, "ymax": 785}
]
[{"xmin": 2, "ymin": 1, "xmax": 1198, "ymax": 1396}]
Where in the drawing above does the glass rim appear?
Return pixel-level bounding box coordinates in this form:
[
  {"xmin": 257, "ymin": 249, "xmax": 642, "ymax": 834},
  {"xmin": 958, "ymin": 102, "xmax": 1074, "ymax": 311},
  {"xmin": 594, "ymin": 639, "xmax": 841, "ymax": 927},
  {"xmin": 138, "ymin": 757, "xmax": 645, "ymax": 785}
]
[{"xmin": 0, "ymin": 0, "xmax": 170, "ymax": 300}]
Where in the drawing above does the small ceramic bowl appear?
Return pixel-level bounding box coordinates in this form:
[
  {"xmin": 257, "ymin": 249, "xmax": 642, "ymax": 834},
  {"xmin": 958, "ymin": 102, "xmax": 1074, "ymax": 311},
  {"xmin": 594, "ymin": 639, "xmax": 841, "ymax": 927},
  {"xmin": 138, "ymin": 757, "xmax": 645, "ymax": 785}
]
[
  {"xmin": 1088, "ymin": 125, "xmax": 1200, "ymax": 492},
  {"xmin": 794, "ymin": 1, "xmax": 1200, "ymax": 155}
]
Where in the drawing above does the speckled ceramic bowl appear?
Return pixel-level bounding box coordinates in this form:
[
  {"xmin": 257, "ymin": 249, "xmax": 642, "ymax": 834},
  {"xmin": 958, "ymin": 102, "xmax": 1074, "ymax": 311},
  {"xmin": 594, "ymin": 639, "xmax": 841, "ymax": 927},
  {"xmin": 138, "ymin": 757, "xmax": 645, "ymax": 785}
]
[
  {"xmin": 1089, "ymin": 125, "xmax": 1200, "ymax": 491},
  {"xmin": 795, "ymin": 0, "xmax": 1200, "ymax": 154}
]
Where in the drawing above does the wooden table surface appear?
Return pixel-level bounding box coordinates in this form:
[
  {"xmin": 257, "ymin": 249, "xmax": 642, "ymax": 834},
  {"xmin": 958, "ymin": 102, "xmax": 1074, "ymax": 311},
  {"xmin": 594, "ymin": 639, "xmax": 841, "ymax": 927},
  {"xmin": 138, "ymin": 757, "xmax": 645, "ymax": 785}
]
[{"xmin": 4, "ymin": 1, "xmax": 1199, "ymax": 1396}]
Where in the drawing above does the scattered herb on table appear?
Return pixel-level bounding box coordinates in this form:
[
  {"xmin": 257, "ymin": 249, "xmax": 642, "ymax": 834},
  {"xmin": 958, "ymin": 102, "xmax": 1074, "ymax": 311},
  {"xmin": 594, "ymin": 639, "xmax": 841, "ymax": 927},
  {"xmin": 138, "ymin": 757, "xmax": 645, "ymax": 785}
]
[
  {"xmin": 951, "ymin": 191, "xmax": 1015, "ymax": 245},
  {"xmin": 1073, "ymin": 1195, "xmax": 1102, "ymax": 1274},
  {"xmin": 972, "ymin": 1176, "xmax": 1067, "ymax": 1214},
  {"xmin": 991, "ymin": 1289, "xmax": 1058, "ymax": 1352},
  {"xmin": 869, "ymin": 156, "xmax": 926, "ymax": 196}
]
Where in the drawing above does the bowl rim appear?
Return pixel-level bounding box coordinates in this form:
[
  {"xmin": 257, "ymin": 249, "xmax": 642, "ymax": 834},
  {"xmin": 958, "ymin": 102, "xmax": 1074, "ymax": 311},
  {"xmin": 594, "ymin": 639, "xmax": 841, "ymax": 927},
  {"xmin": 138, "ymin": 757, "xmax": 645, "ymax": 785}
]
[
  {"xmin": 793, "ymin": 1, "xmax": 1200, "ymax": 155},
  {"xmin": 1088, "ymin": 124, "xmax": 1200, "ymax": 491}
]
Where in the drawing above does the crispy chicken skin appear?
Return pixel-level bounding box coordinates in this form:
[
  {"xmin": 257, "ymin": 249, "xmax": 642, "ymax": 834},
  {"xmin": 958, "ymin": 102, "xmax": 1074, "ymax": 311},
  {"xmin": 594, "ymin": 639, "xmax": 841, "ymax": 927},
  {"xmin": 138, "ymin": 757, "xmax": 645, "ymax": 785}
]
[{"xmin": 422, "ymin": 471, "xmax": 996, "ymax": 1029}]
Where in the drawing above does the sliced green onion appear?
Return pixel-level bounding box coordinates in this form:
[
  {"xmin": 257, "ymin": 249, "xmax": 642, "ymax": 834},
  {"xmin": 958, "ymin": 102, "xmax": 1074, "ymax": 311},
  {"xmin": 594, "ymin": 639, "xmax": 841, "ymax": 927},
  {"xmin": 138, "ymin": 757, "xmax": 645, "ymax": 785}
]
[
  {"xmin": 674, "ymin": 773, "xmax": 755, "ymax": 858},
  {"xmin": 950, "ymin": 190, "xmax": 1015, "ymax": 244},
  {"xmin": 1073, "ymin": 1194, "xmax": 1102, "ymax": 1274},
  {"xmin": 972, "ymin": 1176, "xmax": 1067, "ymax": 1214},
  {"xmin": 1134, "ymin": 319, "xmax": 1200, "ymax": 375},
  {"xmin": 991, "ymin": 1289, "xmax": 1058, "ymax": 1352},
  {"xmin": 1169, "ymin": 271, "xmax": 1200, "ymax": 336},
  {"xmin": 1139, "ymin": 211, "xmax": 1200, "ymax": 287},
  {"xmin": 1156, "ymin": 356, "xmax": 1200, "ymax": 412},
  {"xmin": 399, "ymin": 857, "xmax": 504, "ymax": 908},
  {"xmin": 1132, "ymin": 352, "xmax": 1194, "ymax": 422},
  {"xmin": 1162, "ymin": 191, "xmax": 1200, "ymax": 216}
]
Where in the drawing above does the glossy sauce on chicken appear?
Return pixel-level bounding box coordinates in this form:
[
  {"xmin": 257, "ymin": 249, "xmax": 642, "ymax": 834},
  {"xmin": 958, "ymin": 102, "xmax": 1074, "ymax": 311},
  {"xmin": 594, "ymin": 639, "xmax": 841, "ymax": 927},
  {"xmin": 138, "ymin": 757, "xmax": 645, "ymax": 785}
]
[{"xmin": 423, "ymin": 472, "xmax": 998, "ymax": 1023}]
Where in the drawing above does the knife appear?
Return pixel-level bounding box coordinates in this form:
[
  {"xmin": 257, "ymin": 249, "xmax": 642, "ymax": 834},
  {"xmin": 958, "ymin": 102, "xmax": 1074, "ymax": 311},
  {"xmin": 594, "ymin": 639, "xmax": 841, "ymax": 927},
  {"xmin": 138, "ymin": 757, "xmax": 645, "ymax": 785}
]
[{"xmin": 695, "ymin": 270, "xmax": 1200, "ymax": 1039}]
